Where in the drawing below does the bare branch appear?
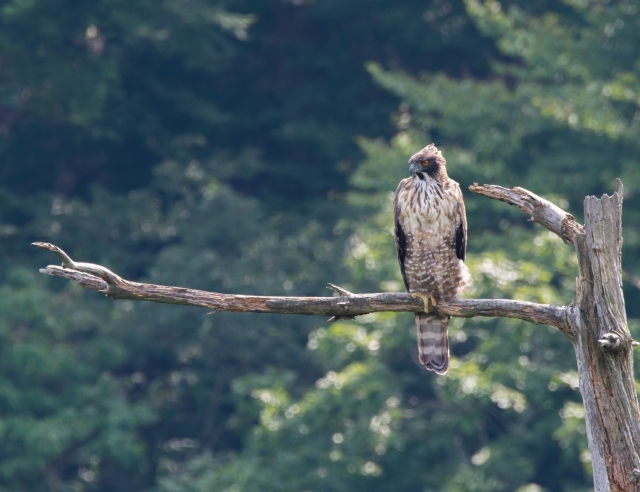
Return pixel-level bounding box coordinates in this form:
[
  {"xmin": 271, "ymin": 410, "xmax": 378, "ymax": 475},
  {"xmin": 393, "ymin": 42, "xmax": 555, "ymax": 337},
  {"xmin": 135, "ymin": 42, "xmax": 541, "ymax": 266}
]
[
  {"xmin": 35, "ymin": 243, "xmax": 572, "ymax": 335},
  {"xmin": 469, "ymin": 184, "xmax": 585, "ymax": 244},
  {"xmin": 33, "ymin": 242, "xmax": 126, "ymax": 286},
  {"xmin": 326, "ymin": 283, "xmax": 354, "ymax": 296},
  {"xmin": 438, "ymin": 298, "xmax": 572, "ymax": 337},
  {"xmin": 325, "ymin": 283, "xmax": 356, "ymax": 322}
]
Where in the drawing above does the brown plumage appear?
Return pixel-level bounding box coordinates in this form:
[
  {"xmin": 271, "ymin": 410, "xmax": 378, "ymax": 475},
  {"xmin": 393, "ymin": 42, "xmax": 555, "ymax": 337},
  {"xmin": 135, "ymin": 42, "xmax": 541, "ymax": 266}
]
[{"xmin": 393, "ymin": 144, "xmax": 471, "ymax": 374}]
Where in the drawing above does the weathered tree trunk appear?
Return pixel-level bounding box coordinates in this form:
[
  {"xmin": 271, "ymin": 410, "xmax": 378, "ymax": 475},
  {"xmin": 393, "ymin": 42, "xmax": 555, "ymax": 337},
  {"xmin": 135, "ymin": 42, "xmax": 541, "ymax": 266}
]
[
  {"xmin": 34, "ymin": 182, "xmax": 640, "ymax": 490},
  {"xmin": 569, "ymin": 185, "xmax": 640, "ymax": 491}
]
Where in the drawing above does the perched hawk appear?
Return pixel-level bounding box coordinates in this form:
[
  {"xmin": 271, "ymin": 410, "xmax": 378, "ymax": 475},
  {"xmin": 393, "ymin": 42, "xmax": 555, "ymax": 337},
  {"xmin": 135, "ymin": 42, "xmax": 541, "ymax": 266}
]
[{"xmin": 393, "ymin": 144, "xmax": 471, "ymax": 374}]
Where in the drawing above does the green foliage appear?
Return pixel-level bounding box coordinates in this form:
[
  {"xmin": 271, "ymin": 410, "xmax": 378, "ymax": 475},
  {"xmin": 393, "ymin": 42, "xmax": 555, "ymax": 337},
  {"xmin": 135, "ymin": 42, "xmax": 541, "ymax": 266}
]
[
  {"xmin": 0, "ymin": 268, "xmax": 155, "ymax": 491},
  {"xmin": 1, "ymin": 0, "xmax": 639, "ymax": 490}
]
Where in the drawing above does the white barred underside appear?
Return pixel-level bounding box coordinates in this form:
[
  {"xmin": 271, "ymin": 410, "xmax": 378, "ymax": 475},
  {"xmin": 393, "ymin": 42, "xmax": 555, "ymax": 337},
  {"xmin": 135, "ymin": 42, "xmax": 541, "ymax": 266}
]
[
  {"xmin": 395, "ymin": 172, "xmax": 471, "ymax": 374},
  {"xmin": 395, "ymin": 174, "xmax": 470, "ymax": 299}
]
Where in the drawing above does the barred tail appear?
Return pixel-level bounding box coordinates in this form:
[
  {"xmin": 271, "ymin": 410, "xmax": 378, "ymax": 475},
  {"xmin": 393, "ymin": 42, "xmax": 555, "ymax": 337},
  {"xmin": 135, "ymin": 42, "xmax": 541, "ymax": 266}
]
[{"xmin": 415, "ymin": 313, "xmax": 450, "ymax": 374}]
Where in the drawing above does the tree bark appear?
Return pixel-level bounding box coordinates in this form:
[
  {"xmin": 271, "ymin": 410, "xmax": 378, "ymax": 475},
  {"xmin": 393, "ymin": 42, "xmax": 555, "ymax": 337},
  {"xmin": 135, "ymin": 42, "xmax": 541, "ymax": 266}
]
[
  {"xmin": 569, "ymin": 184, "xmax": 640, "ymax": 491},
  {"xmin": 471, "ymin": 182, "xmax": 640, "ymax": 490},
  {"xmin": 468, "ymin": 183, "xmax": 585, "ymax": 244},
  {"xmin": 34, "ymin": 182, "xmax": 640, "ymax": 490},
  {"xmin": 33, "ymin": 243, "xmax": 570, "ymax": 331}
]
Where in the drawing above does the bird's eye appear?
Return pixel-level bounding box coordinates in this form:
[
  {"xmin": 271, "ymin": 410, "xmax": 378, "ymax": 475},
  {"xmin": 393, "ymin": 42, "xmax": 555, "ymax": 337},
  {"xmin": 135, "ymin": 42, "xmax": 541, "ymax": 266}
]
[{"xmin": 421, "ymin": 160, "xmax": 429, "ymax": 166}]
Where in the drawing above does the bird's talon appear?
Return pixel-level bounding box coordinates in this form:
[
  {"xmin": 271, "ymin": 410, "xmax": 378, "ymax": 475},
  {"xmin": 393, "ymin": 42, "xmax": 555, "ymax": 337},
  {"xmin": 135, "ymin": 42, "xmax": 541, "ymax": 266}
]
[{"xmin": 412, "ymin": 292, "xmax": 436, "ymax": 313}]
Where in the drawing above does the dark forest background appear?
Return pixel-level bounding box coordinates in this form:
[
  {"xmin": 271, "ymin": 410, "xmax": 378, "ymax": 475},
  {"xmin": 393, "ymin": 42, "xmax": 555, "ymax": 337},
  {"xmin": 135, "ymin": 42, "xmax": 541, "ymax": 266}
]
[{"xmin": 2, "ymin": 0, "xmax": 640, "ymax": 490}]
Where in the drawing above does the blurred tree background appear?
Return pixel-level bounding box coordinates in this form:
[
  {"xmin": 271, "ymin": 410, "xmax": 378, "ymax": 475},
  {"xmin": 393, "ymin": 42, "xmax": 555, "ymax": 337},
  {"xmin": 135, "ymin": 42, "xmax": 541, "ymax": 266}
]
[{"xmin": 1, "ymin": 0, "xmax": 639, "ymax": 490}]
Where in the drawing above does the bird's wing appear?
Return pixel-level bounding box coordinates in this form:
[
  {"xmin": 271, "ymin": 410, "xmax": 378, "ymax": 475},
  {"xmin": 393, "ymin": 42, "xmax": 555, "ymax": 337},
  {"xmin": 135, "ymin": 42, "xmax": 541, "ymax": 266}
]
[
  {"xmin": 453, "ymin": 182, "xmax": 467, "ymax": 261},
  {"xmin": 394, "ymin": 183, "xmax": 410, "ymax": 291}
]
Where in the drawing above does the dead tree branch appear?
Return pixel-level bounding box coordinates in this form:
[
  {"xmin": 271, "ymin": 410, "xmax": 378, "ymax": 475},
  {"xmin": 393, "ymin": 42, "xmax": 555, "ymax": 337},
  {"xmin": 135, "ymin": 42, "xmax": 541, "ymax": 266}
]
[
  {"xmin": 34, "ymin": 243, "xmax": 569, "ymax": 332},
  {"xmin": 469, "ymin": 183, "xmax": 585, "ymax": 244}
]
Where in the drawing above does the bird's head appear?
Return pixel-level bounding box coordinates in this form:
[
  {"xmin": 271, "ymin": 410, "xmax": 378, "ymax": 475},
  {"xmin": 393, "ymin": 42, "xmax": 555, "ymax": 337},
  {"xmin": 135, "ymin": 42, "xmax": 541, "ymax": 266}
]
[{"xmin": 408, "ymin": 144, "xmax": 447, "ymax": 180}]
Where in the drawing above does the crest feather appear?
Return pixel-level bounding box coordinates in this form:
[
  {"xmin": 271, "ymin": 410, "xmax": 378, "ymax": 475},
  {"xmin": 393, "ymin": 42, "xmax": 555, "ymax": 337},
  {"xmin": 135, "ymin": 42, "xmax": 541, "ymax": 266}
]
[{"xmin": 409, "ymin": 143, "xmax": 446, "ymax": 166}]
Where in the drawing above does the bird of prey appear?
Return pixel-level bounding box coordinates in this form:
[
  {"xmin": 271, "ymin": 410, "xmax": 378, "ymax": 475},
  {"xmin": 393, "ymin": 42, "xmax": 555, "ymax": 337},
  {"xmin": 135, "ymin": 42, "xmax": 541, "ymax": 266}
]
[{"xmin": 393, "ymin": 144, "xmax": 471, "ymax": 374}]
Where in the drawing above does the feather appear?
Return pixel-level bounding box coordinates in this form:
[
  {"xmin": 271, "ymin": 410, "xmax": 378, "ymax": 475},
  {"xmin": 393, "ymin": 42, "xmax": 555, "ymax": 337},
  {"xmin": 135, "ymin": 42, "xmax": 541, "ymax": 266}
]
[
  {"xmin": 455, "ymin": 193, "xmax": 467, "ymax": 261},
  {"xmin": 415, "ymin": 313, "xmax": 449, "ymax": 374},
  {"xmin": 393, "ymin": 187, "xmax": 410, "ymax": 291}
]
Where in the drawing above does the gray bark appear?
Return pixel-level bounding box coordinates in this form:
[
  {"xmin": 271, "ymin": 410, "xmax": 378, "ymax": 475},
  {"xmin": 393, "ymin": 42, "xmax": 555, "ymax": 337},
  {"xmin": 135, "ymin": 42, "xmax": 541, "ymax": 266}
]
[
  {"xmin": 569, "ymin": 184, "xmax": 640, "ymax": 491},
  {"xmin": 33, "ymin": 243, "xmax": 569, "ymax": 330}
]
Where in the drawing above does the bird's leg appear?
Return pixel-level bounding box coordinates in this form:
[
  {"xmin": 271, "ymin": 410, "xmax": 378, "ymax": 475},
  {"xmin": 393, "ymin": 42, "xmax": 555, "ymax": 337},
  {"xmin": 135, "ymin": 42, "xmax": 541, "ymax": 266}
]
[{"xmin": 412, "ymin": 292, "xmax": 437, "ymax": 313}]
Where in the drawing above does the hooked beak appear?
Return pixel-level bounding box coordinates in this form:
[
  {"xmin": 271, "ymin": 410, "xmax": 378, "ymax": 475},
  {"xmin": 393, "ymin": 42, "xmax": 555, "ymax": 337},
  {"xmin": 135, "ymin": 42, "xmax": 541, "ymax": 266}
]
[{"xmin": 409, "ymin": 162, "xmax": 422, "ymax": 175}]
